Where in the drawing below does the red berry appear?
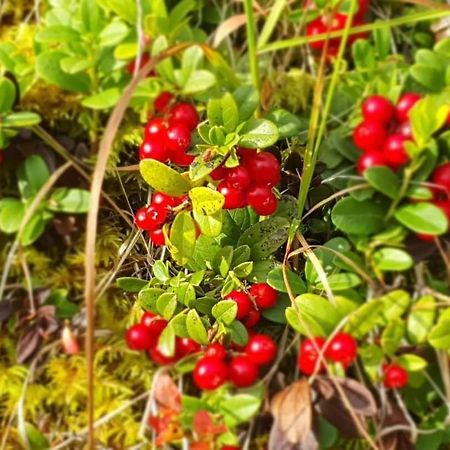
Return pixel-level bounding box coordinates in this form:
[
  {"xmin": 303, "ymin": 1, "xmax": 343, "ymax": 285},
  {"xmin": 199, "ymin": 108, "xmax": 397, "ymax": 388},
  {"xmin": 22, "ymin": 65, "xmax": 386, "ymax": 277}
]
[
  {"xmin": 144, "ymin": 118, "xmax": 167, "ymax": 141},
  {"xmin": 246, "ymin": 185, "xmax": 278, "ymax": 216},
  {"xmin": 383, "ymin": 363, "xmax": 408, "ymax": 389},
  {"xmin": 141, "ymin": 311, "xmax": 157, "ymax": 327},
  {"xmin": 306, "ymin": 17, "xmax": 327, "ymax": 50},
  {"xmin": 149, "ymin": 228, "xmax": 166, "ymax": 246},
  {"xmin": 250, "ymin": 283, "xmax": 278, "ymax": 309},
  {"xmin": 298, "ymin": 337, "xmax": 326, "ymax": 375},
  {"xmin": 125, "ymin": 324, "xmax": 152, "ymax": 351},
  {"xmin": 245, "ymin": 334, "xmax": 277, "ymax": 366},
  {"xmin": 432, "ymin": 162, "xmax": 450, "ymax": 198},
  {"xmin": 362, "ymin": 95, "xmax": 395, "ymax": 124},
  {"xmin": 396, "ymin": 93, "xmax": 422, "ymax": 122},
  {"xmin": 169, "ymin": 102, "xmax": 199, "ymax": 131},
  {"xmin": 357, "ymin": 152, "xmax": 387, "ymax": 175},
  {"xmin": 242, "ymin": 308, "xmax": 261, "ymax": 328},
  {"xmin": 210, "ymin": 165, "xmax": 228, "ymax": 180},
  {"xmin": 148, "ymin": 346, "xmax": 178, "ymax": 365},
  {"xmin": 396, "ymin": 121, "xmax": 413, "ymax": 139},
  {"xmin": 166, "ymin": 123, "xmax": 191, "ymax": 154},
  {"xmin": 193, "ymin": 357, "xmax": 228, "ymax": 390},
  {"xmin": 221, "ymin": 446, "xmax": 240, "ymax": 450},
  {"xmin": 237, "ymin": 147, "xmax": 257, "ymax": 165},
  {"xmin": 176, "ymin": 338, "xmax": 201, "ymax": 357},
  {"xmin": 135, "ymin": 206, "xmax": 153, "ymax": 230},
  {"xmin": 205, "ymin": 343, "xmax": 227, "ymax": 360},
  {"xmin": 353, "ymin": 120, "xmax": 388, "ymax": 152},
  {"xmin": 152, "ymin": 192, "xmax": 177, "ymax": 209},
  {"xmin": 434, "ymin": 199, "xmax": 450, "ymax": 221},
  {"xmin": 383, "ymin": 134, "xmax": 410, "ymax": 169},
  {"xmin": 139, "ymin": 140, "xmax": 169, "ymax": 162},
  {"xmin": 127, "ymin": 54, "xmax": 153, "ymax": 75},
  {"xmin": 170, "ymin": 150, "xmax": 195, "ymax": 167},
  {"xmin": 0, "ymin": 152, "xmax": 4, "ymax": 166},
  {"xmin": 225, "ymin": 290, "xmax": 252, "ymax": 320},
  {"xmin": 246, "ymin": 153, "xmax": 281, "ymax": 187},
  {"xmin": 217, "ymin": 181, "xmax": 246, "ymax": 210},
  {"xmin": 417, "ymin": 233, "xmax": 435, "ymax": 242},
  {"xmin": 325, "ymin": 333, "xmax": 358, "ymax": 366},
  {"xmin": 226, "ymin": 165, "xmax": 251, "ymax": 190},
  {"xmin": 154, "ymin": 91, "xmax": 174, "ymax": 112},
  {"xmin": 145, "ymin": 204, "xmax": 168, "ymax": 228},
  {"xmin": 146, "ymin": 319, "xmax": 168, "ymax": 347},
  {"xmin": 355, "ymin": 0, "xmax": 369, "ymax": 18},
  {"xmin": 229, "ymin": 356, "xmax": 259, "ymax": 388}
]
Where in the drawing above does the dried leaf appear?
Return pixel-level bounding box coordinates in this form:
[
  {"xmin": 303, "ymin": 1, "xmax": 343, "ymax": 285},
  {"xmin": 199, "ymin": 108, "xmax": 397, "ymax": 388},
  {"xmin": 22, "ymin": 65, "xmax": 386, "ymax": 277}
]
[
  {"xmin": 269, "ymin": 380, "xmax": 314, "ymax": 449},
  {"xmin": 213, "ymin": 14, "xmax": 247, "ymax": 48},
  {"xmin": 16, "ymin": 328, "xmax": 41, "ymax": 363},
  {"xmin": 154, "ymin": 372, "xmax": 182, "ymax": 414},
  {"xmin": 378, "ymin": 401, "xmax": 414, "ymax": 450}
]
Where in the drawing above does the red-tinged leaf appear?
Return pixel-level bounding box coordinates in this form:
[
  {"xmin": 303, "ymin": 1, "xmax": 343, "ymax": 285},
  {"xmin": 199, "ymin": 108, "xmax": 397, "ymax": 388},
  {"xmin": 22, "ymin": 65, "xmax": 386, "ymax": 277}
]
[
  {"xmin": 190, "ymin": 442, "xmax": 211, "ymax": 450},
  {"xmin": 213, "ymin": 14, "xmax": 247, "ymax": 48},
  {"xmin": 150, "ymin": 407, "xmax": 184, "ymax": 446},
  {"xmin": 194, "ymin": 410, "xmax": 227, "ymax": 440},
  {"xmin": 16, "ymin": 328, "xmax": 42, "ymax": 363},
  {"xmin": 154, "ymin": 372, "xmax": 182, "ymax": 413}
]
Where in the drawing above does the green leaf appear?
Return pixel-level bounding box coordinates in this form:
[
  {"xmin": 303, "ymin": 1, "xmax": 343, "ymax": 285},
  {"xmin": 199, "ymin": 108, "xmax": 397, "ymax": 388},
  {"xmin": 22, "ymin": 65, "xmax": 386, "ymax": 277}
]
[
  {"xmin": 397, "ymin": 353, "xmax": 428, "ymax": 372},
  {"xmin": 372, "ymin": 248, "xmax": 413, "ymax": 272},
  {"xmin": 80, "ymin": 0, "xmax": 103, "ymax": 34},
  {"xmin": 238, "ymin": 118, "xmax": 279, "ymax": 148},
  {"xmin": 180, "ymin": 45, "xmax": 203, "ymax": 82},
  {"xmin": 156, "ymin": 293, "xmax": 177, "ymax": 320},
  {"xmin": 81, "ymin": 88, "xmax": 121, "ymax": 110},
  {"xmin": 262, "ymin": 293, "xmax": 290, "ymax": 324},
  {"xmin": 183, "ymin": 70, "xmax": 216, "ymax": 94},
  {"xmin": 212, "ymin": 300, "xmax": 237, "ymax": 325},
  {"xmin": 220, "ymin": 393, "xmax": 262, "ymax": 426},
  {"xmin": 35, "ymin": 25, "xmax": 80, "ymax": 43},
  {"xmin": 152, "ymin": 261, "xmax": 170, "ymax": 282},
  {"xmin": 315, "ymin": 273, "xmax": 362, "ymax": 292},
  {"xmin": 17, "ymin": 155, "xmax": 50, "ymax": 199},
  {"xmin": 138, "ymin": 288, "xmax": 165, "ymax": 309},
  {"xmin": 3, "ymin": 112, "xmax": 41, "ymax": 127},
  {"xmin": 364, "ymin": 166, "xmax": 401, "ymax": 200},
  {"xmin": 0, "ymin": 198, "xmax": 25, "ymax": 234},
  {"xmin": 24, "ymin": 422, "xmax": 49, "ymax": 450},
  {"xmin": 168, "ymin": 212, "xmax": 197, "ymax": 266},
  {"xmin": 229, "ymin": 320, "xmax": 248, "ymax": 346},
  {"xmin": 48, "ymin": 188, "xmax": 90, "ymax": 213},
  {"xmin": 99, "ymin": 20, "xmax": 130, "ymax": 46},
  {"xmin": 116, "ymin": 277, "xmax": 148, "ymax": 292},
  {"xmin": 332, "ymin": 197, "xmax": 384, "ymax": 235},
  {"xmin": 20, "ymin": 213, "xmax": 47, "ymax": 246},
  {"xmin": 233, "ymin": 85, "xmax": 259, "ymax": 122},
  {"xmin": 266, "ymin": 109, "xmax": 305, "ymax": 138},
  {"xmin": 207, "ymin": 98, "xmax": 223, "ymax": 126},
  {"xmin": 407, "ymin": 295, "xmax": 436, "ymax": 344},
  {"xmin": 175, "ymin": 283, "xmax": 196, "ymax": 307},
  {"xmin": 213, "ymin": 246, "xmax": 234, "ymax": 277},
  {"xmin": 345, "ymin": 301, "xmax": 385, "ymax": 339},
  {"xmin": 380, "ymin": 290, "xmax": 411, "ymax": 323},
  {"xmin": 170, "ymin": 314, "xmax": 189, "ymax": 338},
  {"xmin": 189, "ymin": 187, "xmax": 224, "ymax": 215},
  {"xmin": 36, "ymin": 50, "xmax": 90, "ymax": 93},
  {"xmin": 233, "ymin": 261, "xmax": 253, "ymax": 278},
  {"xmin": 428, "ymin": 321, "xmax": 450, "ymax": 349},
  {"xmin": 140, "ymin": 159, "xmax": 191, "ymax": 196},
  {"xmin": 381, "ymin": 319, "xmax": 405, "ymax": 356},
  {"xmin": 193, "ymin": 210, "xmax": 223, "ymax": 237},
  {"xmin": 221, "ymin": 92, "xmax": 239, "ymax": 133},
  {"xmin": 60, "ymin": 57, "xmax": 92, "ymax": 74},
  {"xmin": 157, "ymin": 325, "xmax": 176, "ymax": 357},
  {"xmin": 395, "ymin": 202, "xmax": 448, "ymax": 235},
  {"xmin": 186, "ymin": 309, "xmax": 208, "ymax": 344},
  {"xmin": 0, "ymin": 77, "xmax": 16, "ymax": 113}
]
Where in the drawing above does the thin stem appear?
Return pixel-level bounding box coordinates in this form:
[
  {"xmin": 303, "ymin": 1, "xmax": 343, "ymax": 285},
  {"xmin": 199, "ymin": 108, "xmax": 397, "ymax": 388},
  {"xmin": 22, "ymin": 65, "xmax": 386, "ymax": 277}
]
[{"xmin": 243, "ymin": 0, "xmax": 260, "ymax": 95}]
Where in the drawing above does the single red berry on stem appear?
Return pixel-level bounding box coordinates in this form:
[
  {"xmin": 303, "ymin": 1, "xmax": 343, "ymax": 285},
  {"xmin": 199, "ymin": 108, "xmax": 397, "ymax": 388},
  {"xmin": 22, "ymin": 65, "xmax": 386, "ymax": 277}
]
[
  {"xmin": 246, "ymin": 153, "xmax": 281, "ymax": 187},
  {"xmin": 362, "ymin": 95, "xmax": 395, "ymax": 124},
  {"xmin": 139, "ymin": 140, "xmax": 169, "ymax": 162},
  {"xmin": 250, "ymin": 283, "xmax": 278, "ymax": 309},
  {"xmin": 242, "ymin": 308, "xmax": 261, "ymax": 328},
  {"xmin": 396, "ymin": 93, "xmax": 422, "ymax": 122},
  {"xmin": 149, "ymin": 228, "xmax": 166, "ymax": 246},
  {"xmin": 165, "ymin": 123, "xmax": 191, "ymax": 153},
  {"xmin": 152, "ymin": 192, "xmax": 177, "ymax": 209},
  {"xmin": 141, "ymin": 311, "xmax": 157, "ymax": 327},
  {"xmin": 217, "ymin": 181, "xmax": 246, "ymax": 210},
  {"xmin": 383, "ymin": 134, "xmax": 410, "ymax": 169},
  {"xmin": 170, "ymin": 150, "xmax": 195, "ymax": 167},
  {"xmin": 169, "ymin": 102, "xmax": 200, "ymax": 131},
  {"xmin": 149, "ymin": 346, "xmax": 178, "ymax": 365},
  {"xmin": 325, "ymin": 333, "xmax": 358, "ymax": 366},
  {"xmin": 176, "ymin": 338, "xmax": 201, "ymax": 357},
  {"xmin": 144, "ymin": 118, "xmax": 167, "ymax": 141},
  {"xmin": 245, "ymin": 334, "xmax": 277, "ymax": 366},
  {"xmin": 417, "ymin": 233, "xmax": 435, "ymax": 242},
  {"xmin": 432, "ymin": 162, "xmax": 450, "ymax": 198},
  {"xmin": 353, "ymin": 120, "xmax": 388, "ymax": 152},
  {"xmin": 383, "ymin": 363, "xmax": 408, "ymax": 389},
  {"xmin": 125, "ymin": 324, "xmax": 152, "ymax": 351},
  {"xmin": 357, "ymin": 152, "xmax": 387, "ymax": 175},
  {"xmin": 193, "ymin": 357, "xmax": 229, "ymax": 390},
  {"xmin": 226, "ymin": 166, "xmax": 252, "ymax": 190},
  {"xmin": 205, "ymin": 343, "xmax": 227, "ymax": 360},
  {"xmin": 225, "ymin": 290, "xmax": 252, "ymax": 319},
  {"xmin": 154, "ymin": 91, "xmax": 174, "ymax": 112},
  {"xmin": 229, "ymin": 356, "xmax": 259, "ymax": 388},
  {"xmin": 306, "ymin": 17, "xmax": 327, "ymax": 50},
  {"xmin": 145, "ymin": 204, "xmax": 168, "ymax": 228},
  {"xmin": 246, "ymin": 185, "xmax": 278, "ymax": 216},
  {"xmin": 298, "ymin": 337, "xmax": 326, "ymax": 375}
]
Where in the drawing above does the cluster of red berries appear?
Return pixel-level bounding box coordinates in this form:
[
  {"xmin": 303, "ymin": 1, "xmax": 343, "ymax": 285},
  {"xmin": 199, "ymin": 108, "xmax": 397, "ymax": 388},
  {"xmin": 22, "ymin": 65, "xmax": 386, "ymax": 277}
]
[
  {"xmin": 353, "ymin": 93, "xmax": 423, "ymax": 174},
  {"xmin": 305, "ymin": 0, "xmax": 369, "ymax": 58},
  {"xmin": 193, "ymin": 334, "xmax": 277, "ymax": 390},
  {"xmin": 125, "ymin": 312, "xmax": 201, "ymax": 365},
  {"xmin": 134, "ymin": 191, "xmax": 186, "ymax": 246},
  {"xmin": 212, "ymin": 150, "xmax": 281, "ymax": 216},
  {"xmin": 139, "ymin": 92, "xmax": 199, "ymax": 166},
  {"xmin": 225, "ymin": 283, "xmax": 278, "ymax": 329},
  {"xmin": 298, "ymin": 332, "xmax": 358, "ymax": 375}
]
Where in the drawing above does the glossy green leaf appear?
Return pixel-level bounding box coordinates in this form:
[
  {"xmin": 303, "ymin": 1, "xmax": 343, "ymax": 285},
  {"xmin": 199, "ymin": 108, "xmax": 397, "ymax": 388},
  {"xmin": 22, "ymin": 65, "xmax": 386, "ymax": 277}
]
[
  {"xmin": 183, "ymin": 70, "xmax": 216, "ymax": 94},
  {"xmin": 156, "ymin": 293, "xmax": 177, "ymax": 320},
  {"xmin": 0, "ymin": 198, "xmax": 25, "ymax": 234},
  {"xmin": 220, "ymin": 393, "xmax": 262, "ymax": 426},
  {"xmin": 345, "ymin": 301, "xmax": 385, "ymax": 339},
  {"xmin": 117, "ymin": 277, "xmax": 149, "ymax": 292},
  {"xmin": 364, "ymin": 166, "xmax": 401, "ymax": 200},
  {"xmin": 48, "ymin": 188, "xmax": 90, "ymax": 213},
  {"xmin": 81, "ymin": 88, "xmax": 121, "ymax": 109},
  {"xmin": 407, "ymin": 295, "xmax": 436, "ymax": 344},
  {"xmin": 138, "ymin": 287, "xmax": 165, "ymax": 309},
  {"xmin": 157, "ymin": 324, "xmax": 176, "ymax": 356},
  {"xmin": 186, "ymin": 309, "xmax": 208, "ymax": 344},
  {"xmin": 189, "ymin": 187, "xmax": 224, "ymax": 215},
  {"xmin": 372, "ymin": 248, "xmax": 413, "ymax": 272},
  {"xmin": 395, "ymin": 202, "xmax": 448, "ymax": 235},
  {"xmin": 0, "ymin": 77, "xmax": 16, "ymax": 113},
  {"xmin": 397, "ymin": 353, "xmax": 428, "ymax": 372},
  {"xmin": 20, "ymin": 212, "xmax": 47, "ymax": 246},
  {"xmin": 233, "ymin": 85, "xmax": 259, "ymax": 121},
  {"xmin": 381, "ymin": 319, "xmax": 405, "ymax": 356},
  {"xmin": 212, "ymin": 300, "xmax": 237, "ymax": 325},
  {"xmin": 238, "ymin": 118, "xmax": 279, "ymax": 148},
  {"xmin": 315, "ymin": 273, "xmax": 362, "ymax": 292},
  {"xmin": 221, "ymin": 92, "xmax": 239, "ymax": 133},
  {"xmin": 17, "ymin": 155, "xmax": 50, "ymax": 199},
  {"xmin": 3, "ymin": 112, "xmax": 41, "ymax": 127},
  {"xmin": 428, "ymin": 321, "xmax": 450, "ymax": 349}
]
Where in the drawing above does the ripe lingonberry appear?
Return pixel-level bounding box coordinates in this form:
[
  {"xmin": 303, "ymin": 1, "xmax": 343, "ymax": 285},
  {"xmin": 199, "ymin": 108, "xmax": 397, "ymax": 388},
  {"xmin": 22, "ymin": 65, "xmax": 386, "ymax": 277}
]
[
  {"xmin": 217, "ymin": 181, "xmax": 246, "ymax": 210},
  {"xmin": 205, "ymin": 343, "xmax": 227, "ymax": 360},
  {"xmin": 250, "ymin": 283, "xmax": 278, "ymax": 309},
  {"xmin": 154, "ymin": 91, "xmax": 174, "ymax": 112},
  {"xmin": 432, "ymin": 162, "xmax": 450, "ymax": 198},
  {"xmin": 353, "ymin": 120, "xmax": 387, "ymax": 152},
  {"xmin": 226, "ymin": 166, "xmax": 252, "ymax": 190},
  {"xmin": 305, "ymin": 17, "xmax": 327, "ymax": 50},
  {"xmin": 127, "ymin": 54, "xmax": 154, "ymax": 76},
  {"xmin": 325, "ymin": 333, "xmax": 358, "ymax": 366},
  {"xmin": 246, "ymin": 153, "xmax": 281, "ymax": 187},
  {"xmin": 170, "ymin": 150, "xmax": 195, "ymax": 167},
  {"xmin": 169, "ymin": 102, "xmax": 199, "ymax": 131},
  {"xmin": 236, "ymin": 147, "xmax": 256, "ymax": 165},
  {"xmin": 165, "ymin": 123, "xmax": 191, "ymax": 153},
  {"xmin": 246, "ymin": 185, "xmax": 278, "ymax": 216},
  {"xmin": 176, "ymin": 338, "xmax": 201, "ymax": 357},
  {"xmin": 435, "ymin": 199, "xmax": 450, "ymax": 221},
  {"xmin": 144, "ymin": 118, "xmax": 167, "ymax": 141},
  {"xmin": 383, "ymin": 363, "xmax": 408, "ymax": 389},
  {"xmin": 298, "ymin": 337, "xmax": 326, "ymax": 375},
  {"xmin": 357, "ymin": 152, "xmax": 387, "ymax": 175},
  {"xmin": 210, "ymin": 165, "xmax": 228, "ymax": 181},
  {"xmin": 125, "ymin": 324, "xmax": 152, "ymax": 351},
  {"xmin": 242, "ymin": 308, "xmax": 261, "ymax": 328},
  {"xmin": 396, "ymin": 93, "xmax": 421, "ymax": 122},
  {"xmin": 146, "ymin": 318, "xmax": 168, "ymax": 347},
  {"xmin": 362, "ymin": 95, "xmax": 395, "ymax": 124},
  {"xmin": 193, "ymin": 357, "xmax": 229, "ymax": 390},
  {"xmin": 225, "ymin": 290, "xmax": 252, "ymax": 319},
  {"xmin": 145, "ymin": 204, "xmax": 168, "ymax": 228},
  {"xmin": 245, "ymin": 334, "xmax": 277, "ymax": 366},
  {"xmin": 149, "ymin": 228, "xmax": 166, "ymax": 246},
  {"xmin": 135, "ymin": 206, "xmax": 154, "ymax": 230},
  {"xmin": 229, "ymin": 356, "xmax": 259, "ymax": 388},
  {"xmin": 417, "ymin": 233, "xmax": 435, "ymax": 242},
  {"xmin": 383, "ymin": 134, "xmax": 410, "ymax": 169},
  {"xmin": 141, "ymin": 311, "xmax": 156, "ymax": 327},
  {"xmin": 396, "ymin": 121, "xmax": 413, "ymax": 139},
  {"xmin": 152, "ymin": 192, "xmax": 178, "ymax": 209},
  {"xmin": 139, "ymin": 140, "xmax": 169, "ymax": 162},
  {"xmin": 148, "ymin": 346, "xmax": 177, "ymax": 366}
]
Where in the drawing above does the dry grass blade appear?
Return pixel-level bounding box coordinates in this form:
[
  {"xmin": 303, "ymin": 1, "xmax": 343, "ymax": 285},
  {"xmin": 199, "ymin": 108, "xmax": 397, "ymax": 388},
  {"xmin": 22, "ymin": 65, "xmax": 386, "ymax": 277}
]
[{"xmin": 213, "ymin": 14, "xmax": 247, "ymax": 47}]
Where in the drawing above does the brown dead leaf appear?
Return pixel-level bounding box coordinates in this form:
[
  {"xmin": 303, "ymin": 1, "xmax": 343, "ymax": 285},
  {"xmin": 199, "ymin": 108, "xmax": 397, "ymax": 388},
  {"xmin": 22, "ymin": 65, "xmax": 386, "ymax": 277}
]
[
  {"xmin": 213, "ymin": 14, "xmax": 247, "ymax": 48},
  {"xmin": 154, "ymin": 372, "xmax": 182, "ymax": 414},
  {"xmin": 377, "ymin": 400, "xmax": 414, "ymax": 450},
  {"xmin": 269, "ymin": 380, "xmax": 316, "ymax": 450}
]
